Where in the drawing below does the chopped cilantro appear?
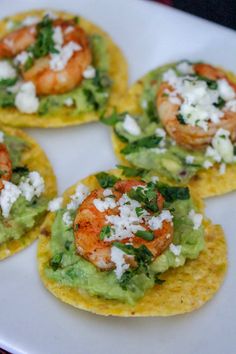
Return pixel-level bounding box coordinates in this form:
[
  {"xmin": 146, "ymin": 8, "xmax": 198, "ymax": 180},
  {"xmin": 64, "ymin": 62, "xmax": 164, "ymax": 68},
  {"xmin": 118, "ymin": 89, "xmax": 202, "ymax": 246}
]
[
  {"xmin": 157, "ymin": 183, "xmax": 190, "ymax": 202},
  {"xmin": 0, "ymin": 77, "xmax": 17, "ymax": 88},
  {"xmin": 135, "ymin": 207, "xmax": 145, "ymax": 217},
  {"xmin": 121, "ymin": 135, "xmax": 162, "ymax": 155},
  {"xmin": 23, "ymin": 56, "xmax": 34, "ymax": 71},
  {"xmin": 214, "ymin": 96, "xmax": 226, "ymax": 109},
  {"xmin": 50, "ymin": 253, "xmax": 63, "ymax": 271},
  {"xmin": 117, "ymin": 164, "xmax": 146, "ymax": 178},
  {"xmin": 135, "ymin": 230, "xmax": 154, "ymax": 241},
  {"xmin": 177, "ymin": 113, "xmax": 186, "ymax": 125},
  {"xmin": 28, "ymin": 15, "xmax": 59, "ymax": 59},
  {"xmin": 100, "ymin": 110, "xmax": 126, "ymax": 126},
  {"xmin": 128, "ymin": 182, "xmax": 159, "ymax": 212},
  {"xmin": 195, "ymin": 74, "xmax": 218, "ymax": 90},
  {"xmin": 96, "ymin": 172, "xmax": 120, "ymax": 188},
  {"xmin": 100, "ymin": 225, "xmax": 112, "ymax": 240}
]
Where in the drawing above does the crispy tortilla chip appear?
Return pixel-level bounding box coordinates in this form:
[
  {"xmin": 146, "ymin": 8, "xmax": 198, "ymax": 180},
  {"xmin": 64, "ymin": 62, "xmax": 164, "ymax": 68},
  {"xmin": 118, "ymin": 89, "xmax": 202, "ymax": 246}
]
[
  {"xmin": 111, "ymin": 67, "xmax": 236, "ymax": 198},
  {"xmin": 0, "ymin": 9, "xmax": 128, "ymax": 128},
  {"xmin": 38, "ymin": 170, "xmax": 227, "ymax": 316},
  {"xmin": 0, "ymin": 126, "xmax": 57, "ymax": 260}
]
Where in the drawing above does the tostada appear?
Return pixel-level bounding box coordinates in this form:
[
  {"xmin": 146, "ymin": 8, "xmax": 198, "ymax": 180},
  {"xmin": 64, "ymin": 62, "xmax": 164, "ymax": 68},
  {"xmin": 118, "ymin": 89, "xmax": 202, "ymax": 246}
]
[
  {"xmin": 0, "ymin": 126, "xmax": 56, "ymax": 260},
  {"xmin": 0, "ymin": 9, "xmax": 127, "ymax": 127},
  {"xmin": 106, "ymin": 61, "xmax": 236, "ymax": 198},
  {"xmin": 38, "ymin": 169, "xmax": 226, "ymax": 316}
]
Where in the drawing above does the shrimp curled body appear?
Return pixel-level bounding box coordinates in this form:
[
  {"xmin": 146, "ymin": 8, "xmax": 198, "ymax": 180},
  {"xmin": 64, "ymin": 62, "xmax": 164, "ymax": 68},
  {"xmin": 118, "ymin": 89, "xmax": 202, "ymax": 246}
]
[
  {"xmin": 0, "ymin": 143, "xmax": 12, "ymax": 191},
  {"xmin": 73, "ymin": 180, "xmax": 173, "ymax": 270},
  {"xmin": 156, "ymin": 63, "xmax": 236, "ymax": 150},
  {"xmin": 0, "ymin": 19, "xmax": 92, "ymax": 95}
]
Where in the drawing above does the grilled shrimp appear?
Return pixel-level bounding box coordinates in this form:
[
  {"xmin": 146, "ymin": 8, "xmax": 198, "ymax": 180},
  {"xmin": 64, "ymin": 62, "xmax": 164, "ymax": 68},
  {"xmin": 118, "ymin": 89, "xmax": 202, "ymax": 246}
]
[
  {"xmin": 157, "ymin": 63, "xmax": 236, "ymax": 150},
  {"xmin": 0, "ymin": 19, "xmax": 91, "ymax": 95},
  {"xmin": 74, "ymin": 180, "xmax": 173, "ymax": 270},
  {"xmin": 0, "ymin": 143, "xmax": 12, "ymax": 191}
]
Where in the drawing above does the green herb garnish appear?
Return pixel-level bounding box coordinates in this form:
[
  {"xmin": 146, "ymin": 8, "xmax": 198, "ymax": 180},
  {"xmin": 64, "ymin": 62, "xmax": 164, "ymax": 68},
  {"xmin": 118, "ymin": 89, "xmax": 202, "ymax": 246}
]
[
  {"xmin": 117, "ymin": 165, "xmax": 146, "ymax": 178},
  {"xmin": 100, "ymin": 225, "xmax": 112, "ymax": 240},
  {"xmin": 28, "ymin": 15, "xmax": 59, "ymax": 59},
  {"xmin": 135, "ymin": 230, "xmax": 154, "ymax": 241},
  {"xmin": 157, "ymin": 183, "xmax": 190, "ymax": 202},
  {"xmin": 214, "ymin": 96, "xmax": 226, "ymax": 109},
  {"xmin": 121, "ymin": 135, "xmax": 162, "ymax": 155},
  {"xmin": 50, "ymin": 253, "xmax": 63, "ymax": 271},
  {"xmin": 96, "ymin": 172, "xmax": 120, "ymax": 188},
  {"xmin": 100, "ymin": 110, "xmax": 126, "ymax": 126},
  {"xmin": 176, "ymin": 113, "xmax": 186, "ymax": 125}
]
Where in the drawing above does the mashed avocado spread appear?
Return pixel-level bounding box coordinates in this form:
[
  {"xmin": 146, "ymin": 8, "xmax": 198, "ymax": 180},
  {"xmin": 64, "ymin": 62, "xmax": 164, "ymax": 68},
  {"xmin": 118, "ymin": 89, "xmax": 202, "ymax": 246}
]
[
  {"xmin": 103, "ymin": 62, "xmax": 236, "ymax": 184},
  {"xmin": 0, "ymin": 134, "xmax": 48, "ymax": 244},
  {"xmin": 45, "ymin": 177, "xmax": 204, "ymax": 305}
]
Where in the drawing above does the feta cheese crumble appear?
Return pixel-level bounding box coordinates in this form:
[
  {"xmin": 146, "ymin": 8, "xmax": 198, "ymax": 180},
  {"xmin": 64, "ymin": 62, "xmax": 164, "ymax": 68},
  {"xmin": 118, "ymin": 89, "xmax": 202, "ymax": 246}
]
[
  {"xmin": 169, "ymin": 243, "xmax": 182, "ymax": 256},
  {"xmin": 48, "ymin": 197, "xmax": 63, "ymax": 212},
  {"xmin": 83, "ymin": 65, "xmax": 96, "ymax": 79},
  {"xmin": 219, "ymin": 163, "xmax": 226, "ymax": 175},
  {"xmin": 111, "ymin": 246, "xmax": 130, "ymax": 279},
  {"xmin": 62, "ymin": 211, "xmax": 73, "ymax": 227},
  {"xmin": 203, "ymin": 160, "xmax": 213, "ymax": 169},
  {"xmin": 212, "ymin": 128, "xmax": 234, "ymax": 163},
  {"xmin": 19, "ymin": 171, "xmax": 45, "ymax": 202},
  {"xmin": 0, "ymin": 181, "xmax": 21, "ymax": 218},
  {"xmin": 189, "ymin": 209, "xmax": 203, "ymax": 230},
  {"xmin": 64, "ymin": 97, "xmax": 74, "ymax": 107},
  {"xmin": 15, "ymin": 82, "xmax": 39, "ymax": 114},
  {"xmin": 162, "ymin": 66, "xmax": 236, "ymax": 131},
  {"xmin": 93, "ymin": 197, "xmax": 117, "ymax": 212},
  {"xmin": 123, "ymin": 114, "xmax": 141, "ymax": 136},
  {"xmin": 50, "ymin": 41, "xmax": 81, "ymax": 72},
  {"xmin": 66, "ymin": 184, "xmax": 89, "ymax": 210},
  {"xmin": 14, "ymin": 51, "xmax": 33, "ymax": 66},
  {"xmin": 0, "ymin": 60, "xmax": 16, "ymax": 80},
  {"xmin": 148, "ymin": 210, "xmax": 173, "ymax": 231},
  {"xmin": 185, "ymin": 155, "xmax": 195, "ymax": 164},
  {"xmin": 22, "ymin": 16, "xmax": 40, "ymax": 26}
]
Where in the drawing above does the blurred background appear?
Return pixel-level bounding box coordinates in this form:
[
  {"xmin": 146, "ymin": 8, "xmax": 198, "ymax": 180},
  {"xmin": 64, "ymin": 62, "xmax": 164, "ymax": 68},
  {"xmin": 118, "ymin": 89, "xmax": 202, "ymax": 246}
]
[{"xmin": 151, "ymin": 0, "xmax": 236, "ymax": 30}]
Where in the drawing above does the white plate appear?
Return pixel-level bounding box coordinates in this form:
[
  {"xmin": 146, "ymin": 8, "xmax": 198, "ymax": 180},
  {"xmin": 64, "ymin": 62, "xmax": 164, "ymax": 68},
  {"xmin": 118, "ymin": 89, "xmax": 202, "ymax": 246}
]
[{"xmin": 0, "ymin": 0, "xmax": 236, "ymax": 353}]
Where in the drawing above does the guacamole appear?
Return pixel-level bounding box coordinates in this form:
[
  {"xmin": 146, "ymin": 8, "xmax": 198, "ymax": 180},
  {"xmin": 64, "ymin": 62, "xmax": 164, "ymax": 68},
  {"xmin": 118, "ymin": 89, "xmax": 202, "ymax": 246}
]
[
  {"xmin": 104, "ymin": 62, "xmax": 236, "ymax": 184},
  {"xmin": 0, "ymin": 134, "xmax": 48, "ymax": 244},
  {"xmin": 45, "ymin": 185, "xmax": 204, "ymax": 305}
]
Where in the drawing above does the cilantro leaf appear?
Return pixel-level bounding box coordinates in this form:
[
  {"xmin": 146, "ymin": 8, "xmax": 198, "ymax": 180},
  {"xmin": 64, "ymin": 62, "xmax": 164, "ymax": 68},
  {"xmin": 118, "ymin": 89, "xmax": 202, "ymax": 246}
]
[
  {"xmin": 50, "ymin": 253, "xmax": 63, "ymax": 271},
  {"xmin": 96, "ymin": 172, "xmax": 120, "ymax": 188},
  {"xmin": 157, "ymin": 183, "xmax": 190, "ymax": 202},
  {"xmin": 100, "ymin": 110, "xmax": 126, "ymax": 126},
  {"xmin": 0, "ymin": 77, "xmax": 17, "ymax": 88},
  {"xmin": 121, "ymin": 135, "xmax": 162, "ymax": 155},
  {"xmin": 128, "ymin": 182, "xmax": 159, "ymax": 212},
  {"xmin": 117, "ymin": 165, "xmax": 146, "ymax": 178},
  {"xmin": 177, "ymin": 114, "xmax": 186, "ymax": 125},
  {"xmin": 214, "ymin": 96, "xmax": 226, "ymax": 109},
  {"xmin": 28, "ymin": 15, "xmax": 59, "ymax": 59},
  {"xmin": 100, "ymin": 225, "xmax": 112, "ymax": 240},
  {"xmin": 135, "ymin": 230, "xmax": 154, "ymax": 241}
]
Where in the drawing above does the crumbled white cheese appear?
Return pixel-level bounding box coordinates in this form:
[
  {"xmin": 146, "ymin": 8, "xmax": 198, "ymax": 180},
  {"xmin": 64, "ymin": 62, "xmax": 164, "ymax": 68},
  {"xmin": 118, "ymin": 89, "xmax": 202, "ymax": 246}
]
[
  {"xmin": 22, "ymin": 16, "xmax": 40, "ymax": 26},
  {"xmin": 162, "ymin": 67, "xmax": 236, "ymax": 131},
  {"xmin": 148, "ymin": 210, "xmax": 173, "ymax": 231},
  {"xmin": 48, "ymin": 197, "xmax": 63, "ymax": 212},
  {"xmin": 93, "ymin": 197, "xmax": 117, "ymax": 212},
  {"xmin": 176, "ymin": 61, "xmax": 194, "ymax": 75},
  {"xmin": 189, "ymin": 209, "xmax": 203, "ymax": 230},
  {"xmin": 169, "ymin": 243, "xmax": 182, "ymax": 256},
  {"xmin": 0, "ymin": 131, "xmax": 4, "ymax": 143},
  {"xmin": 67, "ymin": 184, "xmax": 89, "ymax": 210},
  {"xmin": 123, "ymin": 114, "xmax": 141, "ymax": 136},
  {"xmin": 185, "ymin": 155, "xmax": 195, "ymax": 164},
  {"xmin": 53, "ymin": 26, "xmax": 63, "ymax": 48},
  {"xmin": 219, "ymin": 163, "xmax": 226, "ymax": 175},
  {"xmin": 218, "ymin": 79, "xmax": 235, "ymax": 101},
  {"xmin": 15, "ymin": 82, "xmax": 39, "ymax": 114},
  {"xmin": 0, "ymin": 60, "xmax": 16, "ymax": 80},
  {"xmin": 50, "ymin": 41, "xmax": 81, "ymax": 72},
  {"xmin": 83, "ymin": 65, "xmax": 96, "ymax": 79},
  {"xmin": 151, "ymin": 176, "xmax": 159, "ymax": 183},
  {"xmin": 103, "ymin": 188, "xmax": 113, "ymax": 197},
  {"xmin": 64, "ymin": 26, "xmax": 74, "ymax": 35},
  {"xmin": 203, "ymin": 160, "xmax": 213, "ymax": 169},
  {"xmin": 0, "ymin": 181, "xmax": 21, "ymax": 218},
  {"xmin": 14, "ymin": 51, "xmax": 33, "ymax": 66},
  {"xmin": 111, "ymin": 246, "xmax": 130, "ymax": 279},
  {"xmin": 225, "ymin": 99, "xmax": 236, "ymax": 112},
  {"xmin": 141, "ymin": 100, "xmax": 148, "ymax": 109},
  {"xmin": 212, "ymin": 128, "xmax": 234, "ymax": 163},
  {"xmin": 62, "ymin": 211, "xmax": 73, "ymax": 227},
  {"xmin": 64, "ymin": 97, "xmax": 74, "ymax": 107},
  {"xmin": 205, "ymin": 146, "xmax": 221, "ymax": 162},
  {"xmin": 19, "ymin": 171, "xmax": 45, "ymax": 202},
  {"xmin": 155, "ymin": 128, "xmax": 166, "ymax": 138}
]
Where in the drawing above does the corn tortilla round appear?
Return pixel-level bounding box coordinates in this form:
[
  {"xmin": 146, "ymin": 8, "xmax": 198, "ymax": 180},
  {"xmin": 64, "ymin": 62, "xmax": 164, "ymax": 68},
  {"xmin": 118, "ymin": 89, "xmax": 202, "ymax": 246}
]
[
  {"xmin": 38, "ymin": 170, "xmax": 227, "ymax": 316},
  {"xmin": 111, "ymin": 65, "xmax": 236, "ymax": 199},
  {"xmin": 0, "ymin": 9, "xmax": 128, "ymax": 128},
  {"xmin": 0, "ymin": 126, "xmax": 57, "ymax": 260}
]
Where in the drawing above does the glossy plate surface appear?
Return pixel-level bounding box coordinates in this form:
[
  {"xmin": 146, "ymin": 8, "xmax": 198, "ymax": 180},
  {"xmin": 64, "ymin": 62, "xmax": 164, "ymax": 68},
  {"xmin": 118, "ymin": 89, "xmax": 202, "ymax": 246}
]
[{"xmin": 0, "ymin": 0, "xmax": 236, "ymax": 353}]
